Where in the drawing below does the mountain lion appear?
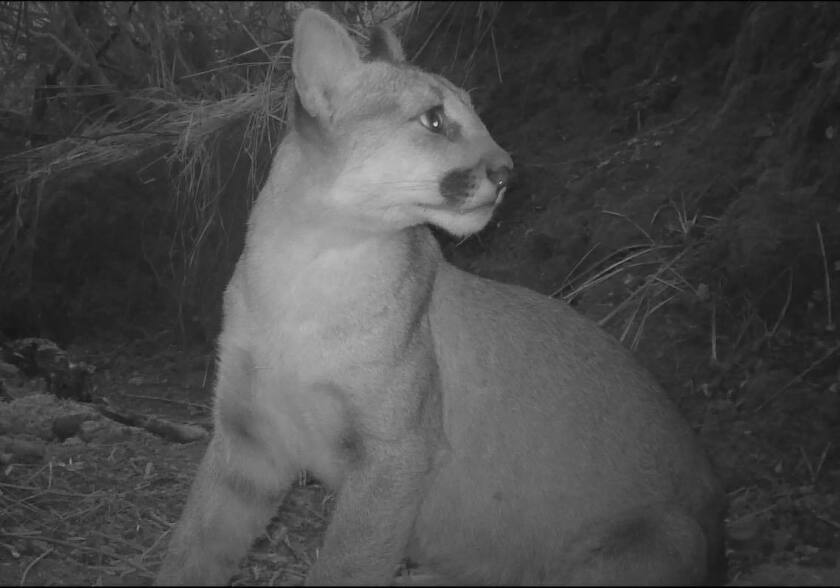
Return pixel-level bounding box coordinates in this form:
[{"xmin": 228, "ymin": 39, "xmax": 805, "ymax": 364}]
[{"xmin": 156, "ymin": 8, "xmax": 726, "ymax": 586}]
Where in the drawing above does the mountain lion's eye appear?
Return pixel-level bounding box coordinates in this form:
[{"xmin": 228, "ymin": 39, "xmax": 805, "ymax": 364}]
[{"xmin": 418, "ymin": 106, "xmax": 446, "ymax": 134}]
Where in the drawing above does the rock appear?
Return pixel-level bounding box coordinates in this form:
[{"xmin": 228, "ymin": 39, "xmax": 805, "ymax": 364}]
[
  {"xmin": 0, "ymin": 435, "xmax": 46, "ymax": 464},
  {"xmin": 79, "ymin": 419, "xmax": 141, "ymax": 443},
  {"xmin": 0, "ymin": 360, "xmax": 19, "ymax": 377},
  {"xmin": 143, "ymin": 419, "xmax": 209, "ymax": 443},
  {"xmin": 0, "ymin": 393, "xmax": 98, "ymax": 440},
  {"xmin": 0, "ymin": 380, "xmax": 11, "ymax": 401},
  {"xmin": 52, "ymin": 412, "xmax": 96, "ymax": 441},
  {"xmin": 3, "ymin": 338, "xmax": 66, "ymax": 376}
]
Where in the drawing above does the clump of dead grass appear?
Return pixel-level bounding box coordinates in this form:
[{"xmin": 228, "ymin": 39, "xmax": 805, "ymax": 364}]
[
  {"xmin": 1, "ymin": 434, "xmax": 176, "ymax": 584},
  {"xmin": 0, "ymin": 0, "xmax": 506, "ymax": 338},
  {"xmin": 555, "ymin": 210, "xmax": 707, "ymax": 352},
  {"xmin": 0, "ymin": 424, "xmax": 332, "ymax": 585}
]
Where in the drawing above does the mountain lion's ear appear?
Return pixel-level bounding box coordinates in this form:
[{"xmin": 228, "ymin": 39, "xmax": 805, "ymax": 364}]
[
  {"xmin": 368, "ymin": 26, "xmax": 406, "ymax": 63},
  {"xmin": 292, "ymin": 9, "xmax": 362, "ymax": 119}
]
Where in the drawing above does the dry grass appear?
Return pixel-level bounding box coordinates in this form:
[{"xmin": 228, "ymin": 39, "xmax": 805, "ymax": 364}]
[
  {"xmin": 0, "ymin": 1, "xmax": 505, "ymax": 336},
  {"xmin": 1, "ymin": 435, "xmax": 179, "ymax": 584},
  {"xmin": 0, "ymin": 81, "xmax": 288, "ymax": 194},
  {"xmin": 0, "ymin": 413, "xmax": 331, "ymax": 586},
  {"xmin": 555, "ymin": 213, "xmax": 704, "ymax": 351}
]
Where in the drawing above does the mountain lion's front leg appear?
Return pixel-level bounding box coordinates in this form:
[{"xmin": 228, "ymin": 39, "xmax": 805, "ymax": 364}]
[
  {"xmin": 156, "ymin": 347, "xmax": 296, "ymax": 585},
  {"xmin": 155, "ymin": 435, "xmax": 289, "ymax": 585},
  {"xmin": 305, "ymin": 430, "xmax": 440, "ymax": 585}
]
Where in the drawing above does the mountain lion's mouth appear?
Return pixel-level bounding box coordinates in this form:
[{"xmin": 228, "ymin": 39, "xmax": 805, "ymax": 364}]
[
  {"xmin": 425, "ymin": 193, "xmax": 500, "ymax": 216},
  {"xmin": 448, "ymin": 186, "xmax": 506, "ymax": 215},
  {"xmin": 457, "ymin": 200, "xmax": 496, "ymax": 214},
  {"xmin": 469, "ymin": 187, "xmax": 506, "ymax": 210}
]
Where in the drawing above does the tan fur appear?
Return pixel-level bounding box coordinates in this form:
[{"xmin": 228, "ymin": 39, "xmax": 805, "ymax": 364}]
[{"xmin": 156, "ymin": 8, "xmax": 726, "ymax": 586}]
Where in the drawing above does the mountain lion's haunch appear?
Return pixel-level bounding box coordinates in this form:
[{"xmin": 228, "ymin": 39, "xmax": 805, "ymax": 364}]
[{"xmin": 156, "ymin": 8, "xmax": 726, "ymax": 586}]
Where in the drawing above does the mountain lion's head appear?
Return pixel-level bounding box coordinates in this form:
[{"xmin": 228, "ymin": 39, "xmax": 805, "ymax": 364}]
[{"xmin": 289, "ymin": 9, "xmax": 513, "ymax": 237}]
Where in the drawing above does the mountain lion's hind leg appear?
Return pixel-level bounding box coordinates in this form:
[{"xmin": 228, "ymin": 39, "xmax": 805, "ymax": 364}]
[
  {"xmin": 559, "ymin": 504, "xmax": 713, "ymax": 586},
  {"xmin": 156, "ymin": 349, "xmax": 294, "ymax": 586}
]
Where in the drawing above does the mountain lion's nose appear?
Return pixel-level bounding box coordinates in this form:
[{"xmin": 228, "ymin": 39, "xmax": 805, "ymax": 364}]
[{"xmin": 487, "ymin": 165, "xmax": 512, "ymax": 193}]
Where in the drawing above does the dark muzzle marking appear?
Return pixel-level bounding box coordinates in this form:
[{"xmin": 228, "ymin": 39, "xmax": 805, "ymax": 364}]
[{"xmin": 439, "ymin": 168, "xmax": 475, "ymax": 204}]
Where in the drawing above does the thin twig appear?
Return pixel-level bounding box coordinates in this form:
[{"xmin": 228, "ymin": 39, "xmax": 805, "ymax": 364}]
[
  {"xmin": 140, "ymin": 528, "xmax": 170, "ymax": 561},
  {"xmin": 490, "ymin": 26, "xmax": 502, "ymax": 84},
  {"xmin": 815, "ymin": 514, "xmax": 840, "ymax": 530},
  {"xmin": 631, "ymin": 294, "xmax": 675, "ymax": 351},
  {"xmin": 799, "ymin": 445, "xmax": 815, "ymax": 481},
  {"xmin": 754, "ymin": 341, "xmax": 840, "ymax": 412},
  {"xmin": 620, "ymin": 296, "xmax": 647, "ymax": 344},
  {"xmin": 767, "ymin": 268, "xmax": 793, "ymax": 338},
  {"xmin": 602, "ymin": 209, "xmax": 655, "ymax": 245},
  {"xmin": 556, "ymin": 243, "xmax": 600, "ymax": 296},
  {"xmin": 731, "ymin": 307, "xmax": 759, "ymax": 352},
  {"xmin": 814, "ymin": 441, "xmax": 832, "ymax": 481},
  {"xmin": 201, "ymin": 357, "xmax": 212, "ymax": 390},
  {"xmin": 410, "ymin": 1, "xmax": 454, "ymax": 62},
  {"xmin": 233, "ymin": 19, "xmax": 273, "ymax": 61},
  {"xmin": 19, "ymin": 547, "xmax": 53, "ymax": 587},
  {"xmin": 564, "ymin": 245, "xmax": 665, "ymax": 302},
  {"xmin": 710, "ymin": 301, "xmax": 718, "ymax": 363},
  {"xmin": 816, "ymin": 222, "xmax": 833, "ymax": 328},
  {"xmin": 597, "ymin": 281, "xmax": 647, "ymax": 328},
  {"xmin": 596, "ymin": 249, "xmax": 685, "ymax": 328},
  {"xmin": 0, "ymin": 482, "xmax": 99, "ymax": 497},
  {"xmin": 4, "ymin": 534, "xmax": 152, "ymax": 575},
  {"xmin": 91, "ymin": 530, "xmax": 146, "ymax": 552},
  {"xmin": 116, "ymin": 392, "xmax": 211, "ymax": 412},
  {"xmin": 726, "ymin": 502, "xmax": 778, "ymax": 525}
]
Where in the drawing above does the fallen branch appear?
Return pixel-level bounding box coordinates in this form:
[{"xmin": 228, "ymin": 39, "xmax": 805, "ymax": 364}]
[
  {"xmin": 116, "ymin": 391, "xmax": 211, "ymax": 412},
  {"xmin": 97, "ymin": 400, "xmax": 209, "ymax": 443}
]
